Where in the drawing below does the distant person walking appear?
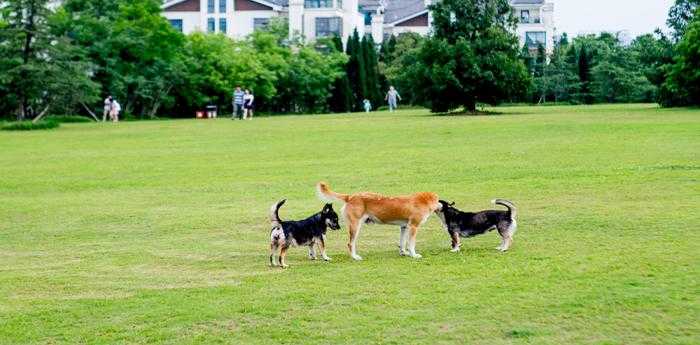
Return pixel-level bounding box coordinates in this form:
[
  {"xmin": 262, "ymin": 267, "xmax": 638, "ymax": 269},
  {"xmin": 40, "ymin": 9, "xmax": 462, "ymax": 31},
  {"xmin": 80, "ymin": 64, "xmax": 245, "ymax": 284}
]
[
  {"xmin": 110, "ymin": 99, "xmax": 121, "ymax": 122},
  {"xmin": 243, "ymin": 89, "xmax": 254, "ymax": 120},
  {"xmin": 232, "ymin": 86, "xmax": 245, "ymax": 120},
  {"xmin": 363, "ymin": 99, "xmax": 372, "ymax": 113},
  {"xmin": 102, "ymin": 96, "xmax": 113, "ymax": 122},
  {"xmin": 385, "ymin": 86, "xmax": 402, "ymax": 112}
]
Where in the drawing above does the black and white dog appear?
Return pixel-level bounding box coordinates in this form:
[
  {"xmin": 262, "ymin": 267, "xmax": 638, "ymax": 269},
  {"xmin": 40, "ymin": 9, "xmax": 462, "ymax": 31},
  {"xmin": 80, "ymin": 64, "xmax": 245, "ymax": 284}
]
[
  {"xmin": 269, "ymin": 199, "xmax": 341, "ymax": 268},
  {"xmin": 435, "ymin": 199, "xmax": 517, "ymax": 252}
]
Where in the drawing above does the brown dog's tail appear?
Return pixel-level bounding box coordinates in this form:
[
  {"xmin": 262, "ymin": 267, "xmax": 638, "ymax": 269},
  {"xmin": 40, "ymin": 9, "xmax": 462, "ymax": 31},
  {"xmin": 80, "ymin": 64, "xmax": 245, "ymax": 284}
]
[
  {"xmin": 317, "ymin": 182, "xmax": 350, "ymax": 203},
  {"xmin": 270, "ymin": 199, "xmax": 286, "ymax": 227},
  {"xmin": 492, "ymin": 199, "xmax": 517, "ymax": 220}
]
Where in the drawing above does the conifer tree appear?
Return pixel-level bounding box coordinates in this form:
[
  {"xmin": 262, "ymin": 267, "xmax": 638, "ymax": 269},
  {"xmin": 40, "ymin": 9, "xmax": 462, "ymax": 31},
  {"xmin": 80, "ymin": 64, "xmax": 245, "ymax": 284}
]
[
  {"xmin": 345, "ymin": 30, "xmax": 367, "ymax": 110},
  {"xmin": 361, "ymin": 35, "xmax": 381, "ymax": 105},
  {"xmin": 329, "ymin": 35, "xmax": 352, "ymax": 112}
]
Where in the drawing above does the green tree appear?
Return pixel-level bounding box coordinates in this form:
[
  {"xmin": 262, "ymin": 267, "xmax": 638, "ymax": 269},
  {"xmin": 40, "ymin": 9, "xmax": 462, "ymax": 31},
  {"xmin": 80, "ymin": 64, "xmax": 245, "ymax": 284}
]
[
  {"xmin": 411, "ymin": 0, "xmax": 529, "ymax": 112},
  {"xmin": 531, "ymin": 44, "xmax": 548, "ymax": 103},
  {"xmin": 329, "ymin": 35, "xmax": 353, "ymax": 113},
  {"xmin": 576, "ymin": 45, "xmax": 593, "ymax": 104},
  {"xmin": 382, "ymin": 32, "xmax": 424, "ymax": 105},
  {"xmin": 0, "ymin": 0, "xmax": 98, "ymax": 120},
  {"xmin": 168, "ymin": 33, "xmax": 276, "ymax": 117},
  {"xmin": 248, "ymin": 29, "xmax": 346, "ymax": 113},
  {"xmin": 345, "ymin": 30, "xmax": 367, "ymax": 111},
  {"xmin": 547, "ymin": 34, "xmax": 579, "ymax": 103},
  {"xmin": 661, "ymin": 9, "xmax": 700, "ymax": 106},
  {"xmin": 667, "ymin": 0, "xmax": 699, "ymax": 40},
  {"xmin": 630, "ymin": 30, "xmax": 674, "ymax": 102},
  {"xmin": 361, "ymin": 35, "xmax": 381, "ymax": 105},
  {"xmin": 55, "ymin": 0, "xmax": 184, "ymax": 118}
]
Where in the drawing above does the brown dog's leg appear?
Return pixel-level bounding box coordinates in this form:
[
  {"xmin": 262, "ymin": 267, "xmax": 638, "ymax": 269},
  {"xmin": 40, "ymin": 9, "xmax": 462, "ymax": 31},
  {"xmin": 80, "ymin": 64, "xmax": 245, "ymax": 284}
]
[
  {"xmin": 407, "ymin": 221, "xmax": 422, "ymax": 259},
  {"xmin": 399, "ymin": 225, "xmax": 409, "ymax": 256},
  {"xmin": 347, "ymin": 219, "xmax": 363, "ymax": 261}
]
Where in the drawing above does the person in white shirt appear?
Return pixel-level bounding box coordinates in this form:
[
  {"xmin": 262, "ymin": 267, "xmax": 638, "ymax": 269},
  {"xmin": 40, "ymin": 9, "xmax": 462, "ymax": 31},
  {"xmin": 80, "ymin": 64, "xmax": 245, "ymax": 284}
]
[
  {"xmin": 243, "ymin": 90, "xmax": 255, "ymax": 120},
  {"xmin": 385, "ymin": 86, "xmax": 402, "ymax": 112},
  {"xmin": 110, "ymin": 99, "xmax": 121, "ymax": 122},
  {"xmin": 103, "ymin": 96, "xmax": 113, "ymax": 122}
]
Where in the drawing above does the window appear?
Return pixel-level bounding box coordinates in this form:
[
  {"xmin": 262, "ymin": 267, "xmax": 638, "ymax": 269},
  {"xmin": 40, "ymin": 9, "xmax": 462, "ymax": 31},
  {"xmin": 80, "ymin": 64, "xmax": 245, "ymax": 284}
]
[
  {"xmin": 525, "ymin": 31, "xmax": 546, "ymax": 48},
  {"xmin": 207, "ymin": 18, "xmax": 215, "ymax": 33},
  {"xmin": 315, "ymin": 17, "xmax": 342, "ymax": 38},
  {"xmin": 169, "ymin": 19, "xmax": 183, "ymax": 32},
  {"xmin": 219, "ymin": 18, "xmax": 227, "ymax": 33},
  {"xmin": 254, "ymin": 18, "xmax": 270, "ymax": 31},
  {"xmin": 363, "ymin": 11, "xmax": 372, "ymax": 26},
  {"xmin": 207, "ymin": 0, "xmax": 214, "ymax": 13},
  {"xmin": 219, "ymin": 0, "xmax": 226, "ymax": 13},
  {"xmin": 520, "ymin": 10, "xmax": 529, "ymax": 23},
  {"xmin": 305, "ymin": 0, "xmax": 332, "ymax": 8}
]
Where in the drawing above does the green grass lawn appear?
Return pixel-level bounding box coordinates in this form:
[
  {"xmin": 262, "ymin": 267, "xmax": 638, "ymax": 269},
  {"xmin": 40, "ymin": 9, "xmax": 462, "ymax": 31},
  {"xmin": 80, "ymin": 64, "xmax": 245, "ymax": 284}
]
[{"xmin": 1, "ymin": 104, "xmax": 698, "ymax": 344}]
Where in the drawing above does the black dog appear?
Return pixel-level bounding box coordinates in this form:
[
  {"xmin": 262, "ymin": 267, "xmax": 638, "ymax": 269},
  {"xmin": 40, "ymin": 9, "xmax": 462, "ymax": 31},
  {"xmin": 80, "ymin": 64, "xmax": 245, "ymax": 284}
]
[
  {"xmin": 435, "ymin": 199, "xmax": 517, "ymax": 252},
  {"xmin": 269, "ymin": 199, "xmax": 341, "ymax": 268}
]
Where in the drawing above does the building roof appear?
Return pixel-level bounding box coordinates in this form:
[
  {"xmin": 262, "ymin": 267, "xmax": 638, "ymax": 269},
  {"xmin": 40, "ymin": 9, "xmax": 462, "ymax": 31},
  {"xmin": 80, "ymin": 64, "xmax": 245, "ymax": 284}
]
[
  {"xmin": 359, "ymin": 0, "xmax": 383, "ymax": 11},
  {"xmin": 162, "ymin": 0, "xmax": 287, "ymax": 11},
  {"xmin": 384, "ymin": 0, "xmax": 427, "ymax": 25},
  {"xmin": 266, "ymin": 0, "xmax": 288, "ymax": 6},
  {"xmin": 510, "ymin": 0, "xmax": 544, "ymax": 4}
]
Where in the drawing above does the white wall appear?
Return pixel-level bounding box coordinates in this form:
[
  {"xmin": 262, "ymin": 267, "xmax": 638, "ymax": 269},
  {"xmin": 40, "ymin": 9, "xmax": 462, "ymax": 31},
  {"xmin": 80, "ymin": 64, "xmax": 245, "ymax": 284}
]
[
  {"xmin": 512, "ymin": 2, "xmax": 555, "ymax": 54},
  {"xmin": 385, "ymin": 25, "xmax": 430, "ymax": 36},
  {"xmin": 231, "ymin": 11, "xmax": 279, "ymax": 38},
  {"xmin": 302, "ymin": 8, "xmax": 344, "ymax": 41},
  {"xmin": 162, "ymin": 11, "xmax": 203, "ymax": 34}
]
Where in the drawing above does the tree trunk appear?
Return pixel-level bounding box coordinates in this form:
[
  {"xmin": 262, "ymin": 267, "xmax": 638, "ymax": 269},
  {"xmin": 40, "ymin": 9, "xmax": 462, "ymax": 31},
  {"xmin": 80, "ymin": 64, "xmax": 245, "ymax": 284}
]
[
  {"xmin": 17, "ymin": 104, "xmax": 25, "ymax": 122},
  {"xmin": 31, "ymin": 105, "xmax": 50, "ymax": 123},
  {"xmin": 148, "ymin": 84, "xmax": 173, "ymax": 118},
  {"xmin": 17, "ymin": 0, "xmax": 37, "ymax": 121},
  {"xmin": 465, "ymin": 98, "xmax": 477, "ymax": 113},
  {"xmin": 81, "ymin": 102, "xmax": 100, "ymax": 121}
]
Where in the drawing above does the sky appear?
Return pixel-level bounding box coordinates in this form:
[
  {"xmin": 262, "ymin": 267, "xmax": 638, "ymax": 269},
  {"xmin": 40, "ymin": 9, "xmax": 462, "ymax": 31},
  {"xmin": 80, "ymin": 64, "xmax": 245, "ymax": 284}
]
[{"xmin": 554, "ymin": 0, "xmax": 675, "ymax": 38}]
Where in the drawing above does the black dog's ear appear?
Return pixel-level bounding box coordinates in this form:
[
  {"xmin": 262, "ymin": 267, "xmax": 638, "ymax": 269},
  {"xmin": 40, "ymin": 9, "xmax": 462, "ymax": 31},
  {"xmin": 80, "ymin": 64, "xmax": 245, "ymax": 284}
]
[{"xmin": 449, "ymin": 201, "xmax": 456, "ymax": 206}]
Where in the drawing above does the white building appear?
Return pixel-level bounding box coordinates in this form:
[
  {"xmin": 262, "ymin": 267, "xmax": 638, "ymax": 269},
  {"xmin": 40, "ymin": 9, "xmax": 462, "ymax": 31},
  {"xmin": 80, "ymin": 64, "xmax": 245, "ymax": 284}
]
[
  {"xmin": 510, "ymin": 0, "xmax": 556, "ymax": 54},
  {"xmin": 162, "ymin": 0, "xmax": 555, "ymax": 52}
]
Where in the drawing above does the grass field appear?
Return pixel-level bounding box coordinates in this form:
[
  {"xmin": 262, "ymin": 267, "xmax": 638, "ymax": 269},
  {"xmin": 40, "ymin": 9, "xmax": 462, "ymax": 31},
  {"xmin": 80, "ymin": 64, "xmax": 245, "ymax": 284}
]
[{"xmin": 1, "ymin": 104, "xmax": 698, "ymax": 344}]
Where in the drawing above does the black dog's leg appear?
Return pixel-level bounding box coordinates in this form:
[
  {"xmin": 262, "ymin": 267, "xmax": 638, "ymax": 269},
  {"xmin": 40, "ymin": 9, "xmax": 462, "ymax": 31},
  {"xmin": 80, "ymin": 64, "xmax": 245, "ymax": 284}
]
[
  {"xmin": 269, "ymin": 242, "xmax": 279, "ymax": 267},
  {"xmin": 449, "ymin": 230, "xmax": 461, "ymax": 252},
  {"xmin": 279, "ymin": 245, "xmax": 289, "ymax": 268},
  {"xmin": 308, "ymin": 242, "xmax": 317, "ymax": 260},
  {"xmin": 318, "ymin": 237, "xmax": 331, "ymax": 261}
]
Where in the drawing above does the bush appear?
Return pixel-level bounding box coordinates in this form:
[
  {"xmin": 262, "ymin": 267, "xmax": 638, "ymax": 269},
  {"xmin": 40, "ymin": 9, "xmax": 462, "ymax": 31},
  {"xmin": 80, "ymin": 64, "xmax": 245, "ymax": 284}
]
[
  {"xmin": 1, "ymin": 120, "xmax": 60, "ymax": 131},
  {"xmin": 47, "ymin": 115, "xmax": 92, "ymax": 123}
]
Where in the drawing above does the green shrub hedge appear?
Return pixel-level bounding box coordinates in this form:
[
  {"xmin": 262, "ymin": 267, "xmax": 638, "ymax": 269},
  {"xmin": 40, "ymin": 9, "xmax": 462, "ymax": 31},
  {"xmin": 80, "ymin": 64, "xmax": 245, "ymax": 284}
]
[
  {"xmin": 48, "ymin": 115, "xmax": 92, "ymax": 123},
  {"xmin": 1, "ymin": 120, "xmax": 60, "ymax": 131}
]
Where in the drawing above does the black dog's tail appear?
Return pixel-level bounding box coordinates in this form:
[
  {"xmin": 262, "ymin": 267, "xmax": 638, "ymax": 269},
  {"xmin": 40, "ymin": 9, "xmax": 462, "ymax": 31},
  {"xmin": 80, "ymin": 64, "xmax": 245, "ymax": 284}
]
[
  {"xmin": 492, "ymin": 199, "xmax": 517, "ymax": 220},
  {"xmin": 270, "ymin": 199, "xmax": 286, "ymax": 227}
]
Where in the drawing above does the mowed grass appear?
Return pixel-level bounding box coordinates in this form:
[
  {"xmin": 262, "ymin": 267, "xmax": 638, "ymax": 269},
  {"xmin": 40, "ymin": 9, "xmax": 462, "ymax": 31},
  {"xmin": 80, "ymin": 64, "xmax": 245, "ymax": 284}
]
[{"xmin": 0, "ymin": 104, "xmax": 698, "ymax": 344}]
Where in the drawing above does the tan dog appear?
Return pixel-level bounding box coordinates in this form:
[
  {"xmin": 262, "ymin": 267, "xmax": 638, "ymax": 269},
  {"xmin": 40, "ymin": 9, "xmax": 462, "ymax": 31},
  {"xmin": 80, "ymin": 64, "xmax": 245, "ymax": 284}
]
[{"xmin": 317, "ymin": 182, "xmax": 440, "ymax": 260}]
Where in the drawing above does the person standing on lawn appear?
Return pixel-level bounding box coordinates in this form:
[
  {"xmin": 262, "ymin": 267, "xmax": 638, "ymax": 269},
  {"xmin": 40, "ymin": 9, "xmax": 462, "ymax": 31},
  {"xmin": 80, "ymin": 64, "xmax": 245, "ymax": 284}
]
[
  {"xmin": 385, "ymin": 86, "xmax": 401, "ymax": 112},
  {"xmin": 232, "ymin": 86, "xmax": 245, "ymax": 120},
  {"xmin": 243, "ymin": 89, "xmax": 254, "ymax": 120},
  {"xmin": 110, "ymin": 99, "xmax": 121, "ymax": 122},
  {"xmin": 103, "ymin": 96, "xmax": 113, "ymax": 122}
]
